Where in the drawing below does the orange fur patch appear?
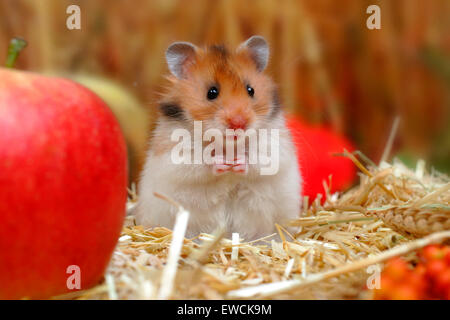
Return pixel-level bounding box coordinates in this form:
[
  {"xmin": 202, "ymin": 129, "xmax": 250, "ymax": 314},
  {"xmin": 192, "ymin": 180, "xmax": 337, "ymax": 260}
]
[{"xmin": 159, "ymin": 43, "xmax": 276, "ymax": 126}]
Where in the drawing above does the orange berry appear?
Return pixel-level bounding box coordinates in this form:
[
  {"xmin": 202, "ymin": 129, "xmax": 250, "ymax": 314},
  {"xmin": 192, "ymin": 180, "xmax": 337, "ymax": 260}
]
[
  {"xmin": 373, "ymin": 276, "xmax": 395, "ymax": 300},
  {"xmin": 414, "ymin": 264, "xmax": 427, "ymax": 276},
  {"xmin": 390, "ymin": 284, "xmax": 421, "ymax": 300},
  {"xmin": 421, "ymin": 245, "xmax": 444, "ymax": 262},
  {"xmin": 426, "ymin": 260, "xmax": 447, "ymax": 280},
  {"xmin": 407, "ymin": 272, "xmax": 427, "ymax": 292},
  {"xmin": 380, "ymin": 275, "xmax": 395, "ymax": 289},
  {"xmin": 434, "ymin": 269, "xmax": 450, "ymax": 298},
  {"xmin": 445, "ymin": 249, "xmax": 450, "ymax": 266},
  {"xmin": 373, "ymin": 292, "xmax": 389, "ymax": 300},
  {"xmin": 384, "ymin": 257, "xmax": 409, "ymax": 282}
]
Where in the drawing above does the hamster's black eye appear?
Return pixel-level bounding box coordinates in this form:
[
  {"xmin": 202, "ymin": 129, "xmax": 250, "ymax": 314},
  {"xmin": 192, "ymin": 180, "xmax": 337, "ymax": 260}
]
[
  {"xmin": 207, "ymin": 86, "xmax": 219, "ymax": 100},
  {"xmin": 247, "ymin": 85, "xmax": 255, "ymax": 97}
]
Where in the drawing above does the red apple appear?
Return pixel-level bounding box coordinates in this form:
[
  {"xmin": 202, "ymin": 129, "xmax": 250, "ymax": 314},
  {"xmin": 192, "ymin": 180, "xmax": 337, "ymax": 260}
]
[
  {"xmin": 286, "ymin": 116, "xmax": 356, "ymax": 202},
  {"xmin": 0, "ymin": 68, "xmax": 128, "ymax": 299}
]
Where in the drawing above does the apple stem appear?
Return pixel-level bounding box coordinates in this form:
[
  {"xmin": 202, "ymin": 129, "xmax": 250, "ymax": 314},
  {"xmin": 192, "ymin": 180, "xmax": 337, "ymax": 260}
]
[{"xmin": 5, "ymin": 37, "xmax": 27, "ymax": 68}]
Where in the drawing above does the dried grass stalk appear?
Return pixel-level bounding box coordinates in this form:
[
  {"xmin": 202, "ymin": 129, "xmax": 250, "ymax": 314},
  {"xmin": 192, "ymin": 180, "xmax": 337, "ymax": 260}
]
[
  {"xmin": 71, "ymin": 156, "xmax": 449, "ymax": 300},
  {"xmin": 367, "ymin": 203, "xmax": 450, "ymax": 238},
  {"xmin": 341, "ymin": 149, "xmax": 450, "ymax": 238}
]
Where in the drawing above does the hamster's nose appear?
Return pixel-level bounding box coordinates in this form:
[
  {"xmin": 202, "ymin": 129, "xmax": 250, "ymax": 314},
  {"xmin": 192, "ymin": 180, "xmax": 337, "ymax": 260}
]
[{"xmin": 226, "ymin": 115, "xmax": 248, "ymax": 130}]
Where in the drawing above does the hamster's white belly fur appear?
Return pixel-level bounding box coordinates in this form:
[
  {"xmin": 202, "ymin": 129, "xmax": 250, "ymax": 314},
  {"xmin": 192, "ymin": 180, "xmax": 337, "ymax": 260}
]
[{"xmin": 135, "ymin": 136, "xmax": 302, "ymax": 241}]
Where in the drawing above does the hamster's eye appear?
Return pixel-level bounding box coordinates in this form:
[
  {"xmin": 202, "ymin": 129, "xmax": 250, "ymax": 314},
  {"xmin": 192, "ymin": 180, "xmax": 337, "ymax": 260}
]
[
  {"xmin": 207, "ymin": 86, "xmax": 219, "ymax": 100},
  {"xmin": 247, "ymin": 85, "xmax": 255, "ymax": 97}
]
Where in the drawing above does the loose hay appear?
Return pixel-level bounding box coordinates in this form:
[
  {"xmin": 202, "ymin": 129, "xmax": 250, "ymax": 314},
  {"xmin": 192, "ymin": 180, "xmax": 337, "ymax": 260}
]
[{"xmin": 72, "ymin": 155, "xmax": 449, "ymax": 300}]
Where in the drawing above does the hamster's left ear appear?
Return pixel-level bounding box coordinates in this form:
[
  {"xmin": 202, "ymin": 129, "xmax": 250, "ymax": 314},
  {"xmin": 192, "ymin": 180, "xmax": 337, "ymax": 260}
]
[{"xmin": 238, "ymin": 36, "xmax": 269, "ymax": 72}]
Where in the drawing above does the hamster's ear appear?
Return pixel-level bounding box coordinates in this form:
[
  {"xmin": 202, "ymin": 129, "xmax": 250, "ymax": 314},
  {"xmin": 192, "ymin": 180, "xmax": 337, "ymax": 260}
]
[
  {"xmin": 165, "ymin": 41, "xmax": 197, "ymax": 79},
  {"xmin": 238, "ymin": 36, "xmax": 269, "ymax": 72}
]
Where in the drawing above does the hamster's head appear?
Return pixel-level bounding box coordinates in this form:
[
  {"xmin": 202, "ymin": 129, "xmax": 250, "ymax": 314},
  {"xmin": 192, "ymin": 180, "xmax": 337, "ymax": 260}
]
[{"xmin": 159, "ymin": 36, "xmax": 281, "ymax": 133}]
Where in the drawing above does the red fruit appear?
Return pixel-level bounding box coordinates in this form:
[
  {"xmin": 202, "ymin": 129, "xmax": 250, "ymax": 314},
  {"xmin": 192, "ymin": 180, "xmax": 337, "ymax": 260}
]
[
  {"xmin": 414, "ymin": 264, "xmax": 427, "ymax": 277},
  {"xmin": 390, "ymin": 284, "xmax": 421, "ymax": 300},
  {"xmin": 407, "ymin": 272, "xmax": 427, "ymax": 293},
  {"xmin": 445, "ymin": 250, "xmax": 450, "ymax": 266},
  {"xmin": 373, "ymin": 276, "xmax": 395, "ymax": 300},
  {"xmin": 426, "ymin": 260, "xmax": 447, "ymax": 279},
  {"xmin": 434, "ymin": 270, "xmax": 450, "ymax": 298},
  {"xmin": 0, "ymin": 69, "xmax": 128, "ymax": 299},
  {"xmin": 285, "ymin": 116, "xmax": 356, "ymax": 202},
  {"xmin": 383, "ymin": 258, "xmax": 410, "ymax": 282},
  {"xmin": 421, "ymin": 245, "xmax": 445, "ymax": 262}
]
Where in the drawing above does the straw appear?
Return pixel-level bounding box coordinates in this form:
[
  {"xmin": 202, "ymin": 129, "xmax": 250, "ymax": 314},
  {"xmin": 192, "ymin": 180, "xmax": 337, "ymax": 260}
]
[{"xmin": 75, "ymin": 155, "xmax": 449, "ymax": 300}]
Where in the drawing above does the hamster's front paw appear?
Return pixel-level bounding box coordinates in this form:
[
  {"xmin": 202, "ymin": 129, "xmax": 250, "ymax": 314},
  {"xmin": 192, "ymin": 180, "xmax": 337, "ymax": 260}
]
[
  {"xmin": 231, "ymin": 155, "xmax": 248, "ymax": 174},
  {"xmin": 212, "ymin": 155, "xmax": 248, "ymax": 175},
  {"xmin": 212, "ymin": 155, "xmax": 233, "ymax": 175}
]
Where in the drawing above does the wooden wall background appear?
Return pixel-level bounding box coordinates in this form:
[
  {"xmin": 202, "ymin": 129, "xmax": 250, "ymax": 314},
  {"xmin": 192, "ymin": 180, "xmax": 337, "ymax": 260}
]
[{"xmin": 0, "ymin": 0, "xmax": 449, "ymax": 172}]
